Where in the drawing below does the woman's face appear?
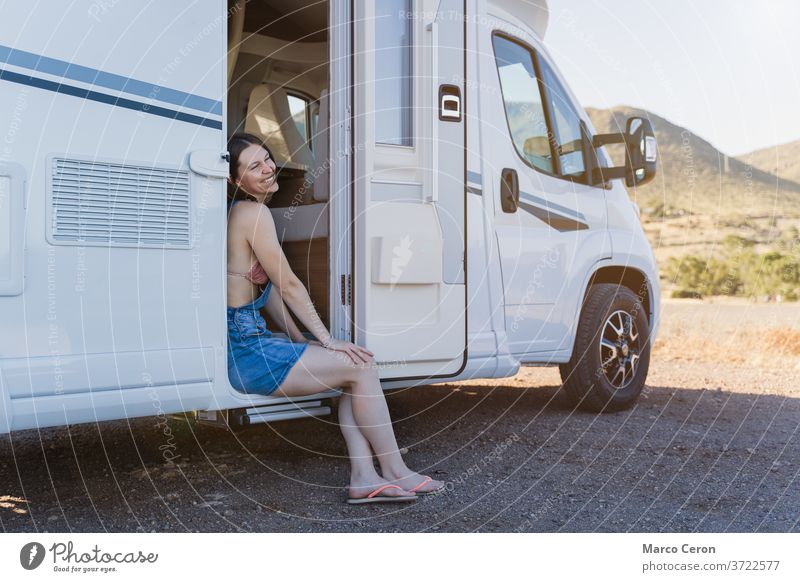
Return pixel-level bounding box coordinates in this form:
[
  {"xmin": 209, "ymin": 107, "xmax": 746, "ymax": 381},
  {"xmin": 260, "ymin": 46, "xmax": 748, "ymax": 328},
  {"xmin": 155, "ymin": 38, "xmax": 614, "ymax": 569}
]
[{"xmin": 232, "ymin": 143, "xmax": 279, "ymax": 199}]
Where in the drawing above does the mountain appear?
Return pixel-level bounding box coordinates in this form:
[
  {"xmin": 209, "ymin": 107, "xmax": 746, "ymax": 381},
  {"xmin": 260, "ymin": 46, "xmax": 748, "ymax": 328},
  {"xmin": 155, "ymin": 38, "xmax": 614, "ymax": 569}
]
[
  {"xmin": 585, "ymin": 106, "xmax": 800, "ymax": 217},
  {"xmin": 737, "ymin": 139, "xmax": 800, "ymax": 186}
]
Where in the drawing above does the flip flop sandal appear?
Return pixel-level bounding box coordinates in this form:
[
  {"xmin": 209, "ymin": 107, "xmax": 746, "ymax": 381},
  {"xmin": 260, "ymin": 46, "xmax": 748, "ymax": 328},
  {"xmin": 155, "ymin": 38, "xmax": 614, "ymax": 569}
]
[
  {"xmin": 409, "ymin": 475, "xmax": 445, "ymax": 496},
  {"xmin": 346, "ymin": 484, "xmax": 417, "ymax": 505}
]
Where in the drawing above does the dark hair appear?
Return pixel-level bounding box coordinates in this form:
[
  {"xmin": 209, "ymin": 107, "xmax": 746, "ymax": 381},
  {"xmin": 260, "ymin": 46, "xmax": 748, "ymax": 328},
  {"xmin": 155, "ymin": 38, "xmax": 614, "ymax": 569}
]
[{"xmin": 227, "ymin": 132, "xmax": 275, "ymax": 203}]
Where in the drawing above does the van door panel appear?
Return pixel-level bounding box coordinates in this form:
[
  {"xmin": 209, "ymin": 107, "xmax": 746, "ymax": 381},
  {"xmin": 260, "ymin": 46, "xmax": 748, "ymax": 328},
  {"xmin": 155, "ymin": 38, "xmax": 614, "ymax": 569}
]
[
  {"xmin": 353, "ymin": 0, "xmax": 467, "ymax": 379},
  {"xmin": 484, "ymin": 22, "xmax": 609, "ymax": 355}
]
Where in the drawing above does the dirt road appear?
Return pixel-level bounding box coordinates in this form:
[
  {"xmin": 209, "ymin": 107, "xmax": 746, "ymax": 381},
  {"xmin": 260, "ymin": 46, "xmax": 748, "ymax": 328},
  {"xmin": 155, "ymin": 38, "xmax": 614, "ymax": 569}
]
[{"xmin": 1, "ymin": 301, "xmax": 798, "ymax": 532}]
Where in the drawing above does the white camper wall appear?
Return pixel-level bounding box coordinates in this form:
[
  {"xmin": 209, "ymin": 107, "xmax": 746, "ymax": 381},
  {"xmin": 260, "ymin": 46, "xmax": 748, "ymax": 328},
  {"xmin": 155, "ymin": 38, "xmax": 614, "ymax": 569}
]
[{"xmin": 0, "ymin": 1, "xmax": 228, "ymax": 431}]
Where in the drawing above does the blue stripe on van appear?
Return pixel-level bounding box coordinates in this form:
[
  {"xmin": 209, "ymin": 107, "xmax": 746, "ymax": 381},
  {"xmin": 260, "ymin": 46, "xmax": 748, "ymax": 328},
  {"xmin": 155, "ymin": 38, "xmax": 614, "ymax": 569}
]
[
  {"xmin": 0, "ymin": 68, "xmax": 222, "ymax": 130},
  {"xmin": 0, "ymin": 44, "xmax": 222, "ymax": 116},
  {"xmin": 519, "ymin": 190, "xmax": 587, "ymax": 222},
  {"xmin": 467, "ymin": 171, "xmax": 587, "ymax": 223},
  {"xmin": 518, "ymin": 200, "xmax": 589, "ymax": 231}
]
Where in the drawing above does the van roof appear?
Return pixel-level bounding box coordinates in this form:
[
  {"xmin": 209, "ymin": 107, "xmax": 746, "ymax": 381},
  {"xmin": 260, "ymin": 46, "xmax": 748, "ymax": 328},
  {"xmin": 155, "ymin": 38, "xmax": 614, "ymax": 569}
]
[{"xmin": 490, "ymin": 0, "xmax": 549, "ymax": 40}]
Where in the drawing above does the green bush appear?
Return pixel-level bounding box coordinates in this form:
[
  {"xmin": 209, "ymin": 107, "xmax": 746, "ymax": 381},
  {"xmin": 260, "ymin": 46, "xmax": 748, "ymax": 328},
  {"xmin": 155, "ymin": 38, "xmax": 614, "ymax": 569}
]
[
  {"xmin": 671, "ymin": 288, "xmax": 704, "ymax": 299},
  {"xmin": 720, "ymin": 234, "xmax": 755, "ymax": 249},
  {"xmin": 664, "ymin": 243, "xmax": 800, "ymax": 300}
]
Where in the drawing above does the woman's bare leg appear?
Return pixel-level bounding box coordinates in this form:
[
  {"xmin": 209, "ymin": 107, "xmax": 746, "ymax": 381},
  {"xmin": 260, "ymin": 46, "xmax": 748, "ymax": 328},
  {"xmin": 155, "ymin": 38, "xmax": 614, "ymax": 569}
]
[
  {"xmin": 336, "ymin": 390, "xmax": 391, "ymax": 498},
  {"xmin": 274, "ymin": 345, "xmax": 443, "ymax": 494},
  {"xmin": 337, "ymin": 390, "xmax": 375, "ymax": 475},
  {"xmin": 347, "ymin": 368, "xmax": 444, "ymax": 493}
]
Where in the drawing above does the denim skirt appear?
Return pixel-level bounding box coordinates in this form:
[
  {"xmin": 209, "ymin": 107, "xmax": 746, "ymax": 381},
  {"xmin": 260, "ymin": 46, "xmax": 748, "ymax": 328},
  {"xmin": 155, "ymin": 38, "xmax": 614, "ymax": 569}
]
[{"xmin": 227, "ymin": 281, "xmax": 309, "ymax": 396}]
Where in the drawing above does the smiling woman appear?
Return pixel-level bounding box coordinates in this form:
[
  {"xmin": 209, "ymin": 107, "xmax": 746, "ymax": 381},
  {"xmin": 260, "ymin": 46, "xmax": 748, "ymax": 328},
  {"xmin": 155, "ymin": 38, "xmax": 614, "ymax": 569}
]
[
  {"xmin": 226, "ymin": 133, "xmax": 280, "ymax": 205},
  {"xmin": 223, "ymin": 131, "xmax": 446, "ymax": 503},
  {"xmin": 226, "ymin": 0, "xmax": 333, "ymax": 330},
  {"xmin": 224, "ymin": 133, "xmax": 312, "ymax": 389}
]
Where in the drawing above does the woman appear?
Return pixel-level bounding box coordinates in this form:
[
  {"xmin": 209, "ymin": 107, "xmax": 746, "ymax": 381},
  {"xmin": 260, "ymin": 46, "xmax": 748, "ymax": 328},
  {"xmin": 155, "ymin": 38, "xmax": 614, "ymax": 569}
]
[{"xmin": 226, "ymin": 133, "xmax": 444, "ymax": 504}]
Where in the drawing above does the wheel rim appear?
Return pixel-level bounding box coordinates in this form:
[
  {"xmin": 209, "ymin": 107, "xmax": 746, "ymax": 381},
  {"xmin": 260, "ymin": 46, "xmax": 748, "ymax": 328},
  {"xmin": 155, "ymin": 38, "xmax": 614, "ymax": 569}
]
[{"xmin": 599, "ymin": 309, "xmax": 641, "ymax": 390}]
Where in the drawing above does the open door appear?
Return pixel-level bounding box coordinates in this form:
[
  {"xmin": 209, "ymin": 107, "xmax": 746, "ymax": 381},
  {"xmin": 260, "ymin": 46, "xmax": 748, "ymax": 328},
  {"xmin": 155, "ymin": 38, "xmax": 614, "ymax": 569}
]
[{"xmin": 353, "ymin": 0, "xmax": 467, "ymax": 380}]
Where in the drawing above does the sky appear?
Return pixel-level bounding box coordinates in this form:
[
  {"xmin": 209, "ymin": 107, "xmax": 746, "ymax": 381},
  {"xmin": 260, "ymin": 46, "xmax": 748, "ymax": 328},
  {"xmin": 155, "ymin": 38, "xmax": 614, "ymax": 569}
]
[{"xmin": 544, "ymin": 0, "xmax": 800, "ymax": 156}]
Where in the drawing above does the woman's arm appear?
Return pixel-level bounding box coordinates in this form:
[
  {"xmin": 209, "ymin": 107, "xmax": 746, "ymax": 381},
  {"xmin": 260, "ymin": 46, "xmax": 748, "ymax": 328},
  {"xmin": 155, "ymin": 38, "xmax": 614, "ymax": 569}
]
[
  {"xmin": 263, "ymin": 286, "xmax": 306, "ymax": 342},
  {"xmin": 239, "ymin": 202, "xmax": 375, "ymax": 365},
  {"xmin": 240, "ymin": 202, "xmax": 333, "ymax": 346}
]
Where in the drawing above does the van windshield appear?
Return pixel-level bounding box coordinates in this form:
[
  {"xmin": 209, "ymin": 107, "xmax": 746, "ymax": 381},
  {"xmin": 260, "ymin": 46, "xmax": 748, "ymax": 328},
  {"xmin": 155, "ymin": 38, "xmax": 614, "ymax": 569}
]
[{"xmin": 538, "ymin": 59, "xmax": 586, "ymax": 178}]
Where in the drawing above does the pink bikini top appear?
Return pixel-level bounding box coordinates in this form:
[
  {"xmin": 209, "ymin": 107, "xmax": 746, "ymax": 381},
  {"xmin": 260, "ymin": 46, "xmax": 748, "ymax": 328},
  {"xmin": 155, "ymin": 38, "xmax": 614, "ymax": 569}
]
[
  {"xmin": 226, "ymin": 199, "xmax": 269, "ymax": 285},
  {"xmin": 227, "ymin": 261, "xmax": 269, "ymax": 285}
]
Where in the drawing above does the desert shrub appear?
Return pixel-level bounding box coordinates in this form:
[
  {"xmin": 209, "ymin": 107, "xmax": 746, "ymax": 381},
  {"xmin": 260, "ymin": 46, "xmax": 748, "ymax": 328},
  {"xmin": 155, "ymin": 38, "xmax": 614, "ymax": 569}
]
[
  {"xmin": 665, "ymin": 244, "xmax": 800, "ymax": 300},
  {"xmin": 665, "ymin": 255, "xmax": 742, "ymax": 296},
  {"xmin": 774, "ymin": 226, "xmax": 799, "ymax": 252},
  {"xmin": 671, "ymin": 288, "xmax": 703, "ymax": 299},
  {"xmin": 721, "ymin": 234, "xmax": 755, "ymax": 249},
  {"xmin": 642, "ymin": 200, "xmax": 689, "ymax": 219}
]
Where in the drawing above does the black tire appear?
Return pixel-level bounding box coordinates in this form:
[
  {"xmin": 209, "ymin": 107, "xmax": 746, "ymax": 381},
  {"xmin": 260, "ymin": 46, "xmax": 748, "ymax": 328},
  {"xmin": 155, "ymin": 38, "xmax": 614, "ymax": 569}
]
[{"xmin": 559, "ymin": 283, "xmax": 651, "ymax": 412}]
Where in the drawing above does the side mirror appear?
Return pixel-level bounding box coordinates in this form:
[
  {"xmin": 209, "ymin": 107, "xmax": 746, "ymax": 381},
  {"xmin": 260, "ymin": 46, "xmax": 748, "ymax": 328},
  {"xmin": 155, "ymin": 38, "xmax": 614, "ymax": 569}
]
[
  {"xmin": 625, "ymin": 117, "xmax": 657, "ymax": 187},
  {"xmin": 590, "ymin": 116, "xmax": 658, "ymax": 188}
]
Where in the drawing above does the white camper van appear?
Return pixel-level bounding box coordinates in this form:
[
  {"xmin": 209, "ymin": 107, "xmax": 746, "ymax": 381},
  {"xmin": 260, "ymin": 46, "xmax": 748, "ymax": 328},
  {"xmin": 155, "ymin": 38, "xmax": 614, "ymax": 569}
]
[{"xmin": 0, "ymin": 0, "xmax": 660, "ymax": 434}]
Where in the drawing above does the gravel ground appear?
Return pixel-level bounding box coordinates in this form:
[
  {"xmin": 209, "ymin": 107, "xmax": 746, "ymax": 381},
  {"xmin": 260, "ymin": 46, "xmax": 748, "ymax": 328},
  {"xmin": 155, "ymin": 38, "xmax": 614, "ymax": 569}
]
[{"xmin": 1, "ymin": 302, "xmax": 798, "ymax": 533}]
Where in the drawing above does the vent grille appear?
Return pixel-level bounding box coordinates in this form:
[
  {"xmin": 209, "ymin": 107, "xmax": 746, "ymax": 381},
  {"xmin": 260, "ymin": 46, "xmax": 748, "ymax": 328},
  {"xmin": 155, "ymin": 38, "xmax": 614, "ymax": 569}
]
[{"xmin": 50, "ymin": 158, "xmax": 191, "ymax": 247}]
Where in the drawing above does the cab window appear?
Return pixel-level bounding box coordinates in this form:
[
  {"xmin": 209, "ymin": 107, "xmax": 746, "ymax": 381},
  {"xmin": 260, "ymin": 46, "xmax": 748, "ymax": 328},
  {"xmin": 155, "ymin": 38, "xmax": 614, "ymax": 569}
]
[
  {"xmin": 492, "ymin": 34, "xmax": 553, "ymax": 173},
  {"xmin": 492, "ymin": 33, "xmax": 590, "ymax": 184}
]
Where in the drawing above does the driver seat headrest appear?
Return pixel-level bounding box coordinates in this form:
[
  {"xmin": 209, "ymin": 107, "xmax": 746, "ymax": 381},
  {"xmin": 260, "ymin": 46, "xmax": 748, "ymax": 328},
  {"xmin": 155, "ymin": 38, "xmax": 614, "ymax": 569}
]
[{"xmin": 244, "ymin": 83, "xmax": 314, "ymax": 170}]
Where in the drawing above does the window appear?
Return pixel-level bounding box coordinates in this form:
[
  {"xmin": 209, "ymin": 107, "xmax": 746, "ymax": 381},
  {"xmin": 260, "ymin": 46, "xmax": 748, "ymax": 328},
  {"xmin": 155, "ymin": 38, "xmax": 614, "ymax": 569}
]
[
  {"xmin": 538, "ymin": 58, "xmax": 586, "ymax": 178},
  {"xmin": 287, "ymin": 93, "xmax": 310, "ymax": 148},
  {"xmin": 287, "ymin": 92, "xmax": 322, "ymax": 156},
  {"xmin": 308, "ymin": 103, "xmax": 319, "ymax": 153},
  {"xmin": 492, "ymin": 33, "xmax": 591, "ymax": 183},
  {"xmin": 492, "ymin": 34, "xmax": 553, "ymax": 173},
  {"xmin": 374, "ymin": 0, "xmax": 413, "ymax": 146}
]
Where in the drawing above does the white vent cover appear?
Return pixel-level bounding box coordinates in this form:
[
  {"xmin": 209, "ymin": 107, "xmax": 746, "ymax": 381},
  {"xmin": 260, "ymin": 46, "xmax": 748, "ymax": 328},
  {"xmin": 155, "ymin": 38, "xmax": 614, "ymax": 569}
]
[{"xmin": 50, "ymin": 158, "xmax": 191, "ymax": 247}]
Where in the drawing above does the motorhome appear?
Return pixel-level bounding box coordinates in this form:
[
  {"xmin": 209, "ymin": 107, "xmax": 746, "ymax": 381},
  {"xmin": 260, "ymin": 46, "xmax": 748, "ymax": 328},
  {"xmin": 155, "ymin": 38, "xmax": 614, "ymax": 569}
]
[{"xmin": 0, "ymin": 0, "xmax": 660, "ymax": 434}]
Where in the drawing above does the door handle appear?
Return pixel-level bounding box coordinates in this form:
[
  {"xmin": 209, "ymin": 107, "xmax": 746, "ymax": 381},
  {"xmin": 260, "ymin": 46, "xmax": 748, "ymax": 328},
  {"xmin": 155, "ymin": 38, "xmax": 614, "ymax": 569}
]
[
  {"xmin": 500, "ymin": 168, "xmax": 519, "ymax": 213},
  {"xmin": 189, "ymin": 150, "xmax": 230, "ymax": 178},
  {"xmin": 439, "ymin": 85, "xmax": 462, "ymax": 122}
]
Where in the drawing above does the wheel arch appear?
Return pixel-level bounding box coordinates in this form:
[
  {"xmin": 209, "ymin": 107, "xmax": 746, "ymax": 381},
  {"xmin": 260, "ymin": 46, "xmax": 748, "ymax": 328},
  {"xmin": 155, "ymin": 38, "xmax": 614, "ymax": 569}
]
[{"xmin": 582, "ymin": 265, "xmax": 653, "ymax": 327}]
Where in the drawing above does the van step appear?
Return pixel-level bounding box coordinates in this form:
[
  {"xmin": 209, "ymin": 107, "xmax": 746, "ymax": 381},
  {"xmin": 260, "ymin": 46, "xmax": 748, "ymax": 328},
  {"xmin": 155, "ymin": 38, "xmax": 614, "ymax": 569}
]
[
  {"xmin": 244, "ymin": 406, "xmax": 331, "ymax": 425},
  {"xmin": 185, "ymin": 389, "xmax": 340, "ymax": 430}
]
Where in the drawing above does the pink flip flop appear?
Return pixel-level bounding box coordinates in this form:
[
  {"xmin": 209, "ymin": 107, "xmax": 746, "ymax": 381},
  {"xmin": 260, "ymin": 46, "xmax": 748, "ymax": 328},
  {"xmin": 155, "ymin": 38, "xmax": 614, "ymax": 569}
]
[
  {"xmin": 346, "ymin": 484, "xmax": 417, "ymax": 505},
  {"xmin": 409, "ymin": 475, "xmax": 445, "ymax": 496}
]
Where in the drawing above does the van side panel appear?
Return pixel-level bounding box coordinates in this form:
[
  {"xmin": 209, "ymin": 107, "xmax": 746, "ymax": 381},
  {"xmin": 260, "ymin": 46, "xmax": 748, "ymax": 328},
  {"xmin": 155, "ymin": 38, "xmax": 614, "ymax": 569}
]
[
  {"xmin": 0, "ymin": 2, "xmax": 227, "ymax": 433},
  {"xmin": 524, "ymin": 180, "xmax": 661, "ymax": 364},
  {"xmin": 605, "ymin": 184, "xmax": 662, "ymax": 342}
]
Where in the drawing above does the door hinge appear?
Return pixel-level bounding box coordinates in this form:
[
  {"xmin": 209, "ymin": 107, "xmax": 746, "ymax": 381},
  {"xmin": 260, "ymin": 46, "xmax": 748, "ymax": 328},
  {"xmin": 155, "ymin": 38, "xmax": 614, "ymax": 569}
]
[
  {"xmin": 342, "ymin": 106, "xmax": 353, "ymax": 155},
  {"xmin": 340, "ymin": 274, "xmax": 352, "ymax": 306},
  {"xmin": 348, "ymin": 274, "xmax": 353, "ymax": 306}
]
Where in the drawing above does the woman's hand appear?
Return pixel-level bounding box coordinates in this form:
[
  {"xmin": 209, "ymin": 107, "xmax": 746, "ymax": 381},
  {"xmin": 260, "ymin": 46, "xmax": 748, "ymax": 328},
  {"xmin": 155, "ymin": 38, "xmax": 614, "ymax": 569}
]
[{"xmin": 320, "ymin": 338, "xmax": 375, "ymax": 366}]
